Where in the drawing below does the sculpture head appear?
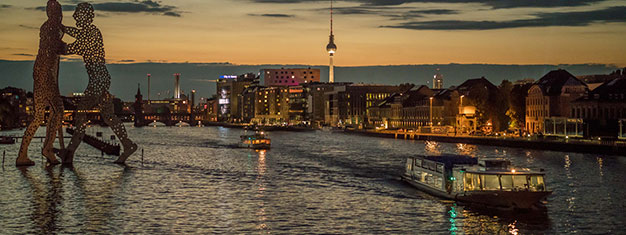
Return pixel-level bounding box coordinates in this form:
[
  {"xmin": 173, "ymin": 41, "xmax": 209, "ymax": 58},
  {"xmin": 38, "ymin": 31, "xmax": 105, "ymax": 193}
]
[
  {"xmin": 73, "ymin": 2, "xmax": 94, "ymax": 28},
  {"xmin": 46, "ymin": 0, "xmax": 62, "ymax": 23}
]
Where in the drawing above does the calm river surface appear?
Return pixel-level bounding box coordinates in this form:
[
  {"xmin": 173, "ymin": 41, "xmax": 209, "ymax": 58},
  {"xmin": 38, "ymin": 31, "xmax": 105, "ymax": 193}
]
[{"xmin": 1, "ymin": 125, "xmax": 625, "ymax": 234}]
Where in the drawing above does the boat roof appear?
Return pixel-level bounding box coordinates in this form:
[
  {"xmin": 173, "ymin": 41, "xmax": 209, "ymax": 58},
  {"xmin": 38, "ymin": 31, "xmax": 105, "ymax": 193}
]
[
  {"xmin": 415, "ymin": 154, "xmax": 478, "ymax": 168},
  {"xmin": 464, "ymin": 170, "xmax": 545, "ymax": 175}
]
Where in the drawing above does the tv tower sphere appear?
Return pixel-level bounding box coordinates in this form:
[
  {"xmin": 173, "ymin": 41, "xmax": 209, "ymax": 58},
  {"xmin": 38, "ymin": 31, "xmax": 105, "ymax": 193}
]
[{"xmin": 327, "ymin": 35, "xmax": 337, "ymax": 55}]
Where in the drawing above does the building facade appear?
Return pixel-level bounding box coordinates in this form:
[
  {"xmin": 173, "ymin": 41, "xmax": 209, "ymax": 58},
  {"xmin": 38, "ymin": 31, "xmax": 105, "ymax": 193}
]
[
  {"xmin": 262, "ymin": 68, "xmax": 320, "ymax": 87},
  {"xmin": 526, "ymin": 69, "xmax": 588, "ymax": 134},
  {"xmin": 325, "ymin": 84, "xmax": 413, "ymax": 127},
  {"xmin": 571, "ymin": 76, "xmax": 626, "ymax": 137},
  {"xmin": 216, "ymin": 73, "xmax": 258, "ymax": 122}
]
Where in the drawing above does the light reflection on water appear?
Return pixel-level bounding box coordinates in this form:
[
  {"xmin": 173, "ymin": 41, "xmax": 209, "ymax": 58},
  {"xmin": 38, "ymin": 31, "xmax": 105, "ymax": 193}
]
[{"xmin": 1, "ymin": 126, "xmax": 625, "ymax": 233}]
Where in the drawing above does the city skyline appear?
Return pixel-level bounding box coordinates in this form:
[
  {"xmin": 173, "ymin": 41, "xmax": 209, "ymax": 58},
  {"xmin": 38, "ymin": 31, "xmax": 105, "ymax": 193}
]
[{"xmin": 0, "ymin": 0, "xmax": 625, "ymax": 66}]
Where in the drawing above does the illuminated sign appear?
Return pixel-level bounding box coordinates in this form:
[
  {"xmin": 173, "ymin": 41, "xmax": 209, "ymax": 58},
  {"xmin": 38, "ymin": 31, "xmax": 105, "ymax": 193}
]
[
  {"xmin": 220, "ymin": 75, "xmax": 237, "ymax": 79},
  {"xmin": 219, "ymin": 98, "xmax": 230, "ymax": 104}
]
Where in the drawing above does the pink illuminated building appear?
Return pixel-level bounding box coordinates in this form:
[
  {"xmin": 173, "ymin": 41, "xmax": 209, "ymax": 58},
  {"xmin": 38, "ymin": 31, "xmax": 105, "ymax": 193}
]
[{"xmin": 262, "ymin": 68, "xmax": 321, "ymax": 87}]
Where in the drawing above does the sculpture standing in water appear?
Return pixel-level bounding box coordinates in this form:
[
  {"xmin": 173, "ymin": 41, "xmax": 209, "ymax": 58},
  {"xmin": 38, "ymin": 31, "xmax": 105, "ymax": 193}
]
[
  {"xmin": 59, "ymin": 2, "xmax": 137, "ymax": 164},
  {"xmin": 17, "ymin": 0, "xmax": 66, "ymax": 166}
]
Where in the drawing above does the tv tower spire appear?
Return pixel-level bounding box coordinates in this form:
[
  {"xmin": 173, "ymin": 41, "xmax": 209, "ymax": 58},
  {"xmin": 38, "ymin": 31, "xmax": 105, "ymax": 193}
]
[{"xmin": 326, "ymin": 0, "xmax": 337, "ymax": 83}]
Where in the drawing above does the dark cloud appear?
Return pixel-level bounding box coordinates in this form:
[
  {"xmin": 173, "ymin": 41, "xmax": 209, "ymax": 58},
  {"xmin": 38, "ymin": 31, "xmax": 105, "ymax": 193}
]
[
  {"xmin": 32, "ymin": 0, "xmax": 182, "ymax": 17},
  {"xmin": 19, "ymin": 25, "xmax": 39, "ymax": 30},
  {"xmin": 360, "ymin": 0, "xmax": 604, "ymax": 9},
  {"xmin": 249, "ymin": 13, "xmax": 295, "ymax": 17},
  {"xmin": 13, "ymin": 53, "xmax": 34, "ymax": 57},
  {"xmin": 327, "ymin": 6, "xmax": 412, "ymax": 15},
  {"xmin": 410, "ymin": 9, "xmax": 458, "ymax": 15},
  {"xmin": 382, "ymin": 6, "xmax": 626, "ymax": 30},
  {"xmin": 249, "ymin": 0, "xmax": 604, "ymax": 9}
]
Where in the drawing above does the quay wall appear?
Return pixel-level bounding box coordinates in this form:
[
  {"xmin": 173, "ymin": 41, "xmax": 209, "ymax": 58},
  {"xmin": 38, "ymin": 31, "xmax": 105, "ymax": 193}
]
[{"xmin": 345, "ymin": 130, "xmax": 626, "ymax": 156}]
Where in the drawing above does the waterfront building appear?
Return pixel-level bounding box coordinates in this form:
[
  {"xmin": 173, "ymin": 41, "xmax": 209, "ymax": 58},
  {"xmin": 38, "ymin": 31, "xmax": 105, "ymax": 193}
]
[
  {"xmin": 367, "ymin": 85, "xmax": 461, "ymax": 133},
  {"xmin": 261, "ymin": 68, "xmax": 320, "ymax": 86},
  {"xmin": 303, "ymin": 82, "xmax": 350, "ymax": 127},
  {"xmin": 0, "ymin": 87, "xmax": 32, "ymax": 129},
  {"xmin": 198, "ymin": 96, "xmax": 218, "ymax": 122},
  {"xmin": 60, "ymin": 93, "xmax": 124, "ymax": 125},
  {"xmin": 455, "ymin": 77, "xmax": 504, "ymax": 133},
  {"xmin": 325, "ymin": 83, "xmax": 413, "ymax": 127},
  {"xmin": 287, "ymin": 86, "xmax": 308, "ymax": 125},
  {"xmin": 526, "ymin": 69, "xmax": 588, "ymax": 134},
  {"xmin": 240, "ymin": 85, "xmax": 263, "ymax": 123},
  {"xmin": 215, "ymin": 73, "xmax": 258, "ymax": 122},
  {"xmin": 251, "ymin": 86, "xmax": 290, "ymax": 125},
  {"xmin": 571, "ymin": 76, "xmax": 626, "ymax": 137},
  {"xmin": 368, "ymin": 85, "xmax": 436, "ymax": 129},
  {"xmin": 577, "ymin": 68, "xmax": 625, "ymax": 91}
]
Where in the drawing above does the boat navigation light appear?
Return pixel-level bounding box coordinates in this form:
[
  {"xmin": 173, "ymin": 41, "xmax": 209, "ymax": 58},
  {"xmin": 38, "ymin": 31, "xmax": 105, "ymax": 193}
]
[{"xmin": 511, "ymin": 169, "xmax": 516, "ymax": 173}]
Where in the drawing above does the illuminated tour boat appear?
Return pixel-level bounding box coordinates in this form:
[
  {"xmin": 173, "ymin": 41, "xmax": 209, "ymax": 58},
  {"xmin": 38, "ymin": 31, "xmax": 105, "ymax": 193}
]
[
  {"xmin": 240, "ymin": 130, "xmax": 271, "ymax": 149},
  {"xmin": 402, "ymin": 155, "xmax": 552, "ymax": 210}
]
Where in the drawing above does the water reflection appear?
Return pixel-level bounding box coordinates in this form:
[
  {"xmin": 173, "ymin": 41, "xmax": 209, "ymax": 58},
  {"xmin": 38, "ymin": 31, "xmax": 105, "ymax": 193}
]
[
  {"xmin": 424, "ymin": 141, "xmax": 441, "ymax": 154},
  {"xmin": 448, "ymin": 205, "xmax": 458, "ymax": 234},
  {"xmin": 596, "ymin": 157, "xmax": 604, "ymax": 177},
  {"xmin": 2, "ymin": 126, "xmax": 625, "ymax": 233},
  {"xmin": 255, "ymin": 150, "xmax": 269, "ymax": 232},
  {"xmin": 18, "ymin": 166, "xmax": 62, "ymax": 234},
  {"xmin": 455, "ymin": 143, "xmax": 477, "ymax": 156},
  {"xmin": 455, "ymin": 205, "xmax": 551, "ymax": 234}
]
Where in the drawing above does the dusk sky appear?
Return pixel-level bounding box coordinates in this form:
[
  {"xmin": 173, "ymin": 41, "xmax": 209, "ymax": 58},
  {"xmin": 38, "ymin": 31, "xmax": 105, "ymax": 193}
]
[{"xmin": 0, "ymin": 0, "xmax": 625, "ymax": 66}]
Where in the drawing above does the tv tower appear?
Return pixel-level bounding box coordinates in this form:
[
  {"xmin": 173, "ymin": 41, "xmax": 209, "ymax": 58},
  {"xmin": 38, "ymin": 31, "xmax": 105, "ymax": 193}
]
[{"xmin": 326, "ymin": 0, "xmax": 337, "ymax": 83}]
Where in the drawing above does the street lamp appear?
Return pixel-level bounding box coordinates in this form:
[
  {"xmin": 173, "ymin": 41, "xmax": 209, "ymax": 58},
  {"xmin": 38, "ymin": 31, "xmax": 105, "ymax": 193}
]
[
  {"xmin": 429, "ymin": 97, "xmax": 433, "ymax": 128},
  {"xmin": 460, "ymin": 95, "xmax": 464, "ymax": 108}
]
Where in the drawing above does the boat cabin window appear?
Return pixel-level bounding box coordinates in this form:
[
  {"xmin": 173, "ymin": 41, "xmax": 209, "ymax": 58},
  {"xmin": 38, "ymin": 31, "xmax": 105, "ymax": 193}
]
[
  {"xmin": 529, "ymin": 175, "xmax": 545, "ymax": 192},
  {"xmin": 481, "ymin": 175, "xmax": 500, "ymax": 191},
  {"xmin": 464, "ymin": 173, "xmax": 546, "ymax": 191},
  {"xmin": 415, "ymin": 159, "xmax": 423, "ymax": 167}
]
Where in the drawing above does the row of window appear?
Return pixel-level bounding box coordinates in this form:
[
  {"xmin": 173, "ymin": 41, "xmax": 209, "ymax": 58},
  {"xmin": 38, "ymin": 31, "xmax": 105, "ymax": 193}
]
[
  {"xmin": 527, "ymin": 109, "xmax": 547, "ymax": 118},
  {"xmin": 572, "ymin": 106, "xmax": 626, "ymax": 119},
  {"xmin": 528, "ymin": 97, "xmax": 547, "ymax": 106},
  {"xmin": 273, "ymin": 71, "xmax": 315, "ymax": 75}
]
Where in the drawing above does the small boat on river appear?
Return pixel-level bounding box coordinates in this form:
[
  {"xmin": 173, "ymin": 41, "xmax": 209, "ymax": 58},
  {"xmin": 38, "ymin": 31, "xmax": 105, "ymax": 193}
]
[
  {"xmin": 402, "ymin": 154, "xmax": 551, "ymax": 210},
  {"xmin": 240, "ymin": 129, "xmax": 271, "ymax": 149}
]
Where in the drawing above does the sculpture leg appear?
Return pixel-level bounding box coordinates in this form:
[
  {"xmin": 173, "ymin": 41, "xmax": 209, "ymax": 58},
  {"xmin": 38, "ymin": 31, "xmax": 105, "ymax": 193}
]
[
  {"xmin": 100, "ymin": 96, "xmax": 137, "ymax": 164},
  {"xmin": 53, "ymin": 96, "xmax": 65, "ymax": 150},
  {"xmin": 42, "ymin": 100, "xmax": 62, "ymax": 165},
  {"xmin": 61, "ymin": 94, "xmax": 98, "ymax": 164},
  {"xmin": 17, "ymin": 104, "xmax": 45, "ymax": 166}
]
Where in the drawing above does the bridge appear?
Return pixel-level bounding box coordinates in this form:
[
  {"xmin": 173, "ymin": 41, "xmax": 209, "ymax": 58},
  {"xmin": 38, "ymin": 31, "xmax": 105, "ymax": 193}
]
[{"xmin": 135, "ymin": 112, "xmax": 199, "ymax": 127}]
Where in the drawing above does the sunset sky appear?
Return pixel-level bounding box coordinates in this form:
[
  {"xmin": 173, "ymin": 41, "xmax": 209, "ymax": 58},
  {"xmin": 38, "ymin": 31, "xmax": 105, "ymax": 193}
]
[{"xmin": 0, "ymin": 0, "xmax": 625, "ymax": 66}]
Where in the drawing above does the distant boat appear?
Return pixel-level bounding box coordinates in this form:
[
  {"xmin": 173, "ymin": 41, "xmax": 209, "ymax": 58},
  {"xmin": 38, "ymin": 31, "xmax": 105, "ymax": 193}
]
[
  {"xmin": 240, "ymin": 129, "xmax": 271, "ymax": 149},
  {"xmin": 149, "ymin": 120, "xmax": 166, "ymax": 127},
  {"xmin": 175, "ymin": 121, "xmax": 190, "ymax": 127},
  {"xmin": 402, "ymin": 155, "xmax": 551, "ymax": 210},
  {"xmin": 0, "ymin": 136, "xmax": 15, "ymax": 145}
]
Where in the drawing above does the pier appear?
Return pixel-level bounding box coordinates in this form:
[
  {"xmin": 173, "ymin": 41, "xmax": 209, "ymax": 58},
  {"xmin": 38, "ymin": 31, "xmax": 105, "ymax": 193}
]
[{"xmin": 65, "ymin": 128, "xmax": 120, "ymax": 156}]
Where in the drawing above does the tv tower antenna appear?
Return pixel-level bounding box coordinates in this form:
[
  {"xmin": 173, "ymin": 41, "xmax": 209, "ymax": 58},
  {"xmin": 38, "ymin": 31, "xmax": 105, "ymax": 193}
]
[{"xmin": 326, "ymin": 0, "xmax": 337, "ymax": 83}]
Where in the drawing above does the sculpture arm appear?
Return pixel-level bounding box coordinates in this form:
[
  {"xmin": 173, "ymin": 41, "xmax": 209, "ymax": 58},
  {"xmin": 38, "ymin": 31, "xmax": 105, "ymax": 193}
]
[
  {"xmin": 63, "ymin": 42, "xmax": 78, "ymax": 55},
  {"xmin": 62, "ymin": 25, "xmax": 79, "ymax": 38}
]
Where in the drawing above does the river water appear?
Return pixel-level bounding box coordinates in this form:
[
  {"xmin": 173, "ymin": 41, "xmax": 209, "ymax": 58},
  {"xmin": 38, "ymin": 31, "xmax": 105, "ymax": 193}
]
[{"xmin": 1, "ymin": 125, "xmax": 624, "ymax": 234}]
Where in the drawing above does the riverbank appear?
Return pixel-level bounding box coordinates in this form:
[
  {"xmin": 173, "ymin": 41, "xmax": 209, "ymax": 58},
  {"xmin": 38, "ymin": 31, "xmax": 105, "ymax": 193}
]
[{"xmin": 344, "ymin": 129, "xmax": 626, "ymax": 156}]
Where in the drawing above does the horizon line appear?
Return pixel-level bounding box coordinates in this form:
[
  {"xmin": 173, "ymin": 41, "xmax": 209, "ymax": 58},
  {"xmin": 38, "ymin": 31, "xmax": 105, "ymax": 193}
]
[{"xmin": 1, "ymin": 59, "xmax": 624, "ymax": 68}]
